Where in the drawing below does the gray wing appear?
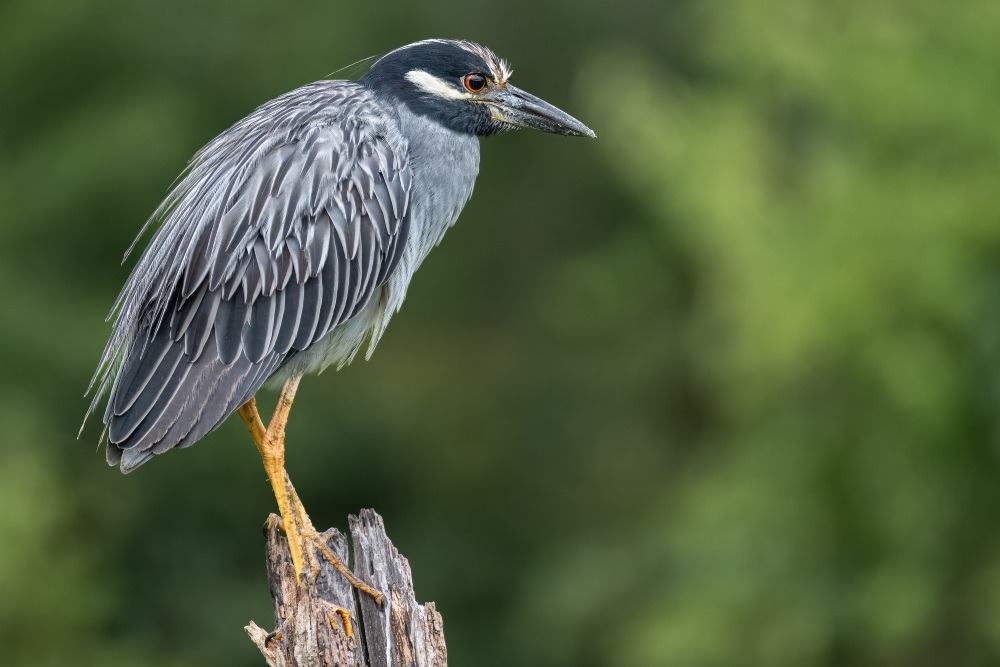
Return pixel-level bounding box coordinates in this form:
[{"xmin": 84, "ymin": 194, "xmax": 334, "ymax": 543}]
[{"xmin": 89, "ymin": 83, "xmax": 412, "ymax": 472}]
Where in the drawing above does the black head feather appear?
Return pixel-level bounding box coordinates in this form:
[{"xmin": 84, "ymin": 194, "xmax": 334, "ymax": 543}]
[{"xmin": 360, "ymin": 39, "xmax": 514, "ymax": 136}]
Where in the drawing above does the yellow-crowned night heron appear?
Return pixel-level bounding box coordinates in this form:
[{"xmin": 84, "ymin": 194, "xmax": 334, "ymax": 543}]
[{"xmin": 85, "ymin": 39, "xmax": 593, "ymax": 590}]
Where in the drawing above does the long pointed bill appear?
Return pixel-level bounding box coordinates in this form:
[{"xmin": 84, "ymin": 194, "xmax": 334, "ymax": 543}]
[{"xmin": 485, "ymin": 84, "xmax": 596, "ymax": 137}]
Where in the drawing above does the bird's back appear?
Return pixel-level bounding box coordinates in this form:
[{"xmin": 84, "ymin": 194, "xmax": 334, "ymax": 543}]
[{"xmin": 88, "ymin": 80, "xmax": 422, "ymax": 472}]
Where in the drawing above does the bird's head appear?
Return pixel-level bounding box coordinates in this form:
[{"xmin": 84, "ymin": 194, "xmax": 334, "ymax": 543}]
[{"xmin": 360, "ymin": 39, "xmax": 595, "ymax": 138}]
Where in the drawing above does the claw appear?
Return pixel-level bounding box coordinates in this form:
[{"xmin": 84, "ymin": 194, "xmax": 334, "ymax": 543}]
[{"xmin": 322, "ymin": 602, "xmax": 355, "ymax": 638}]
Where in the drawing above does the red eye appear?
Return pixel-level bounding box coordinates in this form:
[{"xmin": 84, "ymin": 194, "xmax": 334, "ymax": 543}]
[{"xmin": 463, "ymin": 73, "xmax": 488, "ymax": 93}]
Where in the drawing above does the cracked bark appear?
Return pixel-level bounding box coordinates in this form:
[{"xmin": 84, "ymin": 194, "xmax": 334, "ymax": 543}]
[{"xmin": 247, "ymin": 509, "xmax": 447, "ymax": 667}]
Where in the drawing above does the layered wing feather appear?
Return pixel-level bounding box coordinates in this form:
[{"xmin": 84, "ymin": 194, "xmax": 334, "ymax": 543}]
[{"xmin": 86, "ymin": 81, "xmax": 412, "ymax": 472}]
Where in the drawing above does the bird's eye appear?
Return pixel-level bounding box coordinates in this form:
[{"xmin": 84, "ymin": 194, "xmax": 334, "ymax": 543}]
[{"xmin": 463, "ymin": 73, "xmax": 488, "ymax": 93}]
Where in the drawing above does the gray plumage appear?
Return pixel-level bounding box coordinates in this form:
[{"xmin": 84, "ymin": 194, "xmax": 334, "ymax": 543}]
[{"xmin": 85, "ymin": 39, "xmax": 593, "ymax": 472}]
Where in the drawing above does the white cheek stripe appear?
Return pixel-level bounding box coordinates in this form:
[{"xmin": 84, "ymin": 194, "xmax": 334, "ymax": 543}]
[{"xmin": 405, "ymin": 70, "xmax": 470, "ymax": 101}]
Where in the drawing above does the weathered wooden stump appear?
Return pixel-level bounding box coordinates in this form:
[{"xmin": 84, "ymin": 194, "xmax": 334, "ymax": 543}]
[{"xmin": 246, "ymin": 509, "xmax": 447, "ymax": 667}]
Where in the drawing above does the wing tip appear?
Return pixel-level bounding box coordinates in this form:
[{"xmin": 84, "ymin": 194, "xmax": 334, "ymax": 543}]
[{"xmin": 106, "ymin": 441, "xmax": 160, "ymax": 474}]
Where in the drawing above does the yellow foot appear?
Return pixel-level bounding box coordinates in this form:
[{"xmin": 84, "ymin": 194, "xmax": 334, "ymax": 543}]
[
  {"xmin": 271, "ymin": 515, "xmax": 384, "ymax": 606},
  {"xmin": 301, "ymin": 528, "xmax": 384, "ymax": 606}
]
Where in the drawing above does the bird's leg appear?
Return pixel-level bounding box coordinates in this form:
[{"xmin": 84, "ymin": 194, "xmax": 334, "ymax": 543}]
[
  {"xmin": 236, "ymin": 380, "xmax": 383, "ymax": 604},
  {"xmin": 236, "ymin": 378, "xmax": 308, "ymax": 581}
]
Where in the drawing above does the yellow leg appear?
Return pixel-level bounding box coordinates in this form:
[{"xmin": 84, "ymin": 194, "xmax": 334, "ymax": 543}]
[
  {"xmin": 236, "ymin": 378, "xmax": 383, "ymax": 605},
  {"xmin": 237, "ymin": 376, "xmax": 306, "ymax": 581}
]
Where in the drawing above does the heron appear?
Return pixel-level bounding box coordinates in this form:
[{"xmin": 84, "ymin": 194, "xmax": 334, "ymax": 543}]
[{"xmin": 86, "ymin": 39, "xmax": 594, "ymax": 595}]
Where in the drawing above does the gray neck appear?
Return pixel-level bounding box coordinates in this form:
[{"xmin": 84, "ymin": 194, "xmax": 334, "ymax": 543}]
[
  {"xmin": 378, "ymin": 105, "xmax": 480, "ymax": 322},
  {"xmin": 397, "ymin": 104, "xmax": 480, "ymax": 271}
]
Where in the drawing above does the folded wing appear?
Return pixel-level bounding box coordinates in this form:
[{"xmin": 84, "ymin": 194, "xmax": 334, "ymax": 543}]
[{"xmin": 88, "ymin": 83, "xmax": 412, "ymax": 471}]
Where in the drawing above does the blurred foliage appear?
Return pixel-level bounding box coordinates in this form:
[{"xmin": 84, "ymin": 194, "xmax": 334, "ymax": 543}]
[{"xmin": 2, "ymin": 0, "xmax": 999, "ymax": 665}]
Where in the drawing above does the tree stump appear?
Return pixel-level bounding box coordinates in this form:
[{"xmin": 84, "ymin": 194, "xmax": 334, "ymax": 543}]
[{"xmin": 246, "ymin": 509, "xmax": 447, "ymax": 667}]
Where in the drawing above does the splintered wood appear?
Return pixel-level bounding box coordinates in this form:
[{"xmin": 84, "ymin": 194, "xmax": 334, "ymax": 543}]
[{"xmin": 247, "ymin": 509, "xmax": 448, "ymax": 667}]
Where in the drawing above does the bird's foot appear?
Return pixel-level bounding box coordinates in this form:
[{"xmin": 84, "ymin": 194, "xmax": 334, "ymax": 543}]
[
  {"xmin": 270, "ymin": 512, "xmax": 383, "ymax": 605},
  {"xmin": 300, "ymin": 527, "xmax": 384, "ymax": 606}
]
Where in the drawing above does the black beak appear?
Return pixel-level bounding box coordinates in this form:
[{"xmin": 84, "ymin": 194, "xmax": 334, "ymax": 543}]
[{"xmin": 485, "ymin": 84, "xmax": 596, "ymax": 138}]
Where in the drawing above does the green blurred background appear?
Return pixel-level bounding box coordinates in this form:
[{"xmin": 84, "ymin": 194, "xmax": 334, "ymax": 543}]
[{"xmin": 2, "ymin": 1, "xmax": 999, "ymax": 665}]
